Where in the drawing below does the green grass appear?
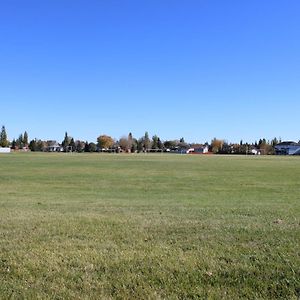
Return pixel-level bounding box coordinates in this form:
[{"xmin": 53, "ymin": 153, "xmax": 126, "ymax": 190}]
[{"xmin": 0, "ymin": 153, "xmax": 300, "ymax": 299}]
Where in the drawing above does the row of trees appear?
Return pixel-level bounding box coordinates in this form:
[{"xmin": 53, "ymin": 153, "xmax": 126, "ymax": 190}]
[
  {"xmin": 62, "ymin": 132, "xmax": 183, "ymax": 153},
  {"xmin": 210, "ymin": 138, "xmax": 281, "ymax": 155},
  {"xmin": 0, "ymin": 126, "xmax": 29, "ymax": 150},
  {"xmin": 0, "ymin": 125, "xmax": 292, "ymax": 154}
]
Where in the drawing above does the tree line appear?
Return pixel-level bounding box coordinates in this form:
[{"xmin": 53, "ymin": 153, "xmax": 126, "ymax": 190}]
[{"xmin": 0, "ymin": 125, "xmax": 294, "ymax": 155}]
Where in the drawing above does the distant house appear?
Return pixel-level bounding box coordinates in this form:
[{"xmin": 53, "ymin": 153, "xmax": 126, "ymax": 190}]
[
  {"xmin": 274, "ymin": 141, "xmax": 300, "ymax": 155},
  {"xmin": 250, "ymin": 148, "xmax": 261, "ymax": 155},
  {"xmin": 47, "ymin": 141, "xmax": 63, "ymax": 152},
  {"xmin": 187, "ymin": 145, "xmax": 209, "ymax": 154}
]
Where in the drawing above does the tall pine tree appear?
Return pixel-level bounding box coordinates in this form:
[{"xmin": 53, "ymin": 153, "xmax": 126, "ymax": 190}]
[
  {"xmin": 0, "ymin": 126, "xmax": 9, "ymax": 147},
  {"xmin": 143, "ymin": 131, "xmax": 151, "ymax": 151},
  {"xmin": 62, "ymin": 132, "xmax": 70, "ymax": 151},
  {"xmin": 23, "ymin": 131, "xmax": 29, "ymax": 146}
]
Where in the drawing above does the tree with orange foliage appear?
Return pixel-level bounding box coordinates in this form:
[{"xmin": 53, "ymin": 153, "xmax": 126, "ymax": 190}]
[
  {"xmin": 211, "ymin": 138, "xmax": 224, "ymax": 154},
  {"xmin": 97, "ymin": 135, "xmax": 114, "ymax": 149}
]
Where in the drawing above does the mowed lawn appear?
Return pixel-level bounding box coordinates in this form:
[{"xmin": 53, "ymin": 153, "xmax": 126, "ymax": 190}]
[{"xmin": 0, "ymin": 153, "xmax": 299, "ymax": 299}]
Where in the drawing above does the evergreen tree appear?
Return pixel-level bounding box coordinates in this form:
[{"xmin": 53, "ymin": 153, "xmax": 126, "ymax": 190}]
[
  {"xmin": 157, "ymin": 138, "xmax": 163, "ymax": 149},
  {"xmin": 131, "ymin": 138, "xmax": 138, "ymax": 153},
  {"xmin": 84, "ymin": 141, "xmax": 90, "ymax": 152},
  {"xmin": 128, "ymin": 132, "xmax": 133, "ymax": 141},
  {"xmin": 128, "ymin": 132, "xmax": 133, "ymax": 152},
  {"xmin": 88, "ymin": 142, "xmax": 97, "ymax": 152},
  {"xmin": 29, "ymin": 139, "xmax": 37, "ymax": 151},
  {"xmin": 143, "ymin": 131, "xmax": 151, "ymax": 151},
  {"xmin": 16, "ymin": 134, "xmax": 24, "ymax": 149},
  {"xmin": 62, "ymin": 132, "xmax": 70, "ymax": 151},
  {"xmin": 23, "ymin": 131, "xmax": 29, "ymax": 146},
  {"xmin": 271, "ymin": 137, "xmax": 278, "ymax": 146},
  {"xmin": 152, "ymin": 135, "xmax": 159, "ymax": 149},
  {"xmin": 69, "ymin": 138, "xmax": 75, "ymax": 152},
  {"xmin": 11, "ymin": 139, "xmax": 16, "ymax": 149},
  {"xmin": 137, "ymin": 138, "xmax": 144, "ymax": 152},
  {"xmin": 0, "ymin": 126, "xmax": 9, "ymax": 147}
]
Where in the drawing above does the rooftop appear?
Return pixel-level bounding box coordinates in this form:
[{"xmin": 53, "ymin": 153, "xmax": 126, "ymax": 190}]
[{"xmin": 276, "ymin": 141, "xmax": 300, "ymax": 146}]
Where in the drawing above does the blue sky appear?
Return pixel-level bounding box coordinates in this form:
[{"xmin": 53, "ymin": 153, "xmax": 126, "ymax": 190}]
[{"xmin": 1, "ymin": 0, "xmax": 299, "ymax": 143}]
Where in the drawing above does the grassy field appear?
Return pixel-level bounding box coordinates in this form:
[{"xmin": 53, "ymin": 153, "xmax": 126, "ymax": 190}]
[{"xmin": 0, "ymin": 153, "xmax": 299, "ymax": 299}]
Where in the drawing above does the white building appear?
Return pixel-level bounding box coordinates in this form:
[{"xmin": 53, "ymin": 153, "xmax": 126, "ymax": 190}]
[
  {"xmin": 251, "ymin": 149, "xmax": 261, "ymax": 155},
  {"xmin": 0, "ymin": 147, "xmax": 11, "ymax": 153},
  {"xmin": 187, "ymin": 145, "xmax": 209, "ymax": 154},
  {"xmin": 47, "ymin": 141, "xmax": 63, "ymax": 152}
]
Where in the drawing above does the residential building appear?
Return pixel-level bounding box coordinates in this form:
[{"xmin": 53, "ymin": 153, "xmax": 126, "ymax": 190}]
[{"xmin": 274, "ymin": 141, "xmax": 300, "ymax": 155}]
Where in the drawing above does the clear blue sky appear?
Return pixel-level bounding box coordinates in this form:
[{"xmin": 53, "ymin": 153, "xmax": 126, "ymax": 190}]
[{"xmin": 1, "ymin": 0, "xmax": 299, "ymax": 143}]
